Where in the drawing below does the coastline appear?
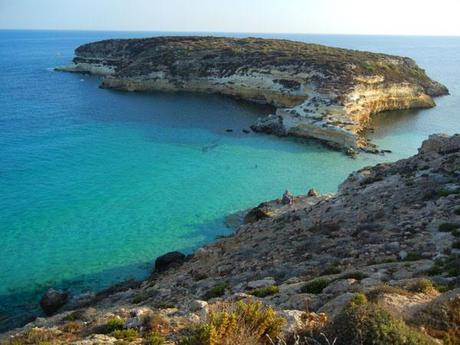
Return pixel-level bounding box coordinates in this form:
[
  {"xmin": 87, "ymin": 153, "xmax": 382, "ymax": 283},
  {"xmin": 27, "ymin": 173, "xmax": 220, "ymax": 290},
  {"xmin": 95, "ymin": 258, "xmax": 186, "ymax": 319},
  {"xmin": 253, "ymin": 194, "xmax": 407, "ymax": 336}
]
[{"xmin": 2, "ymin": 134, "xmax": 459, "ymax": 344}]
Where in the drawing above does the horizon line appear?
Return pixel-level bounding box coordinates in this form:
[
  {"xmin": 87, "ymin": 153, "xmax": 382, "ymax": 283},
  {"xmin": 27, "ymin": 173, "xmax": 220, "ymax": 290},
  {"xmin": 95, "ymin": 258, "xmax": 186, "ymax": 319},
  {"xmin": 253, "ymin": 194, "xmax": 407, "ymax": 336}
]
[{"xmin": 1, "ymin": 28, "xmax": 460, "ymax": 38}]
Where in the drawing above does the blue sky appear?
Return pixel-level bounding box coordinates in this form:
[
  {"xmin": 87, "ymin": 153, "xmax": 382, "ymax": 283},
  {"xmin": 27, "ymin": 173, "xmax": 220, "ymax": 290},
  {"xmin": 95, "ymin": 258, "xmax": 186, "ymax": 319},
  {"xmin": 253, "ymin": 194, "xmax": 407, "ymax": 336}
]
[{"xmin": 1, "ymin": 0, "xmax": 459, "ymax": 35}]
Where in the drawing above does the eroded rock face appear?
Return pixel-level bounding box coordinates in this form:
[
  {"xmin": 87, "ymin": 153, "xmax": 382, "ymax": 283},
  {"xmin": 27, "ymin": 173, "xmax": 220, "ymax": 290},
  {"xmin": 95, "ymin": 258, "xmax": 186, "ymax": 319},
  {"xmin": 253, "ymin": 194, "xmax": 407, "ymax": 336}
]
[{"xmin": 56, "ymin": 36, "xmax": 448, "ymax": 152}]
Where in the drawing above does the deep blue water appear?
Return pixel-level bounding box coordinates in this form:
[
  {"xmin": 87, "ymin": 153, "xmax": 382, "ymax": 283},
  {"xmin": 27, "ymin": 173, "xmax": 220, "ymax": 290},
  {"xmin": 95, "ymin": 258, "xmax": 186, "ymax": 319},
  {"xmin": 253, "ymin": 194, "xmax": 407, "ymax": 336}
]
[{"xmin": 0, "ymin": 30, "xmax": 459, "ymax": 331}]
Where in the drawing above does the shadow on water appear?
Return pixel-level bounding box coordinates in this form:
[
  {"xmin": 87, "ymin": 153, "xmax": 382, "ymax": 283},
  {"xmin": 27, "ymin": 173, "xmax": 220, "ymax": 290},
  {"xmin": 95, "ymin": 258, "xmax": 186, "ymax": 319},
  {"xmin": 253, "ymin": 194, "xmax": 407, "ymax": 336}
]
[
  {"xmin": 366, "ymin": 108, "xmax": 423, "ymax": 138},
  {"xmin": 0, "ymin": 214, "xmax": 236, "ymax": 333}
]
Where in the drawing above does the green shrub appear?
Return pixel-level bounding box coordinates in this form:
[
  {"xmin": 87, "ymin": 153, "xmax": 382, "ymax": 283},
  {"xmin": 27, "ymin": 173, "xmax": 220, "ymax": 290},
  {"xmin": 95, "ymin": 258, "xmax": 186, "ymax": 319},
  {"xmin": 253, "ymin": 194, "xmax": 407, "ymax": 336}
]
[
  {"xmin": 438, "ymin": 188, "xmax": 460, "ymax": 197},
  {"xmin": 407, "ymin": 278, "xmax": 434, "ymax": 293},
  {"xmin": 340, "ymin": 271, "xmax": 369, "ymax": 281},
  {"xmin": 203, "ymin": 282, "xmax": 228, "ymax": 300},
  {"xmin": 111, "ymin": 328, "xmax": 139, "ymax": 341},
  {"xmin": 350, "ymin": 293, "xmax": 368, "ymax": 307},
  {"xmin": 179, "ymin": 300, "xmax": 285, "ymax": 345},
  {"xmin": 433, "ymin": 283, "xmax": 452, "ymax": 293},
  {"xmin": 439, "ymin": 223, "xmax": 460, "ymax": 232},
  {"xmin": 452, "ymin": 241, "xmax": 460, "ymax": 249},
  {"xmin": 250, "ymin": 285, "xmax": 279, "ymax": 298},
  {"xmin": 102, "ymin": 317, "xmax": 125, "ymax": 333},
  {"xmin": 156, "ymin": 303, "xmax": 176, "ymax": 309},
  {"xmin": 326, "ymin": 301, "xmax": 436, "ymax": 345},
  {"xmin": 454, "ymin": 207, "xmax": 460, "ymax": 215},
  {"xmin": 404, "ymin": 251, "xmax": 422, "ymax": 261},
  {"xmin": 300, "ymin": 279, "xmax": 329, "ymax": 294},
  {"xmin": 63, "ymin": 312, "xmax": 77, "ymax": 321},
  {"xmin": 427, "ymin": 255, "xmax": 460, "ymax": 276},
  {"xmin": 322, "ymin": 264, "xmax": 342, "ymax": 275},
  {"xmin": 131, "ymin": 293, "xmax": 148, "ymax": 304},
  {"xmin": 143, "ymin": 332, "xmax": 165, "ymax": 345}
]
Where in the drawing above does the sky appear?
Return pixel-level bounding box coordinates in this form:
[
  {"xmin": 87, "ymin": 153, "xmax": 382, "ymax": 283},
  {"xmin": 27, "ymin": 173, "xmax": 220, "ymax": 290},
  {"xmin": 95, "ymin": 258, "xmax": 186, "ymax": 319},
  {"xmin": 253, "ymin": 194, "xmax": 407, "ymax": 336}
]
[{"xmin": 0, "ymin": 0, "xmax": 459, "ymax": 36}]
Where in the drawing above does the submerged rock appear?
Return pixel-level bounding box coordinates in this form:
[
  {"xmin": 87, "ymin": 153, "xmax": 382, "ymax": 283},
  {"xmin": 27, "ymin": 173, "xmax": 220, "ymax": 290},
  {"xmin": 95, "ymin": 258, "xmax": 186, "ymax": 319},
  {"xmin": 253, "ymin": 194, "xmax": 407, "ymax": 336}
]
[
  {"xmin": 154, "ymin": 251, "xmax": 186, "ymax": 273},
  {"xmin": 39, "ymin": 288, "xmax": 68, "ymax": 316}
]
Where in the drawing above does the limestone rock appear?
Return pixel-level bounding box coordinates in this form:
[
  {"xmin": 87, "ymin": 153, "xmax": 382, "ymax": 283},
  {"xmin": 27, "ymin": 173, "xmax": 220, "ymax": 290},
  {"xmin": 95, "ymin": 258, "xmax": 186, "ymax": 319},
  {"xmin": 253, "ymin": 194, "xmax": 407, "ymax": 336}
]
[
  {"xmin": 247, "ymin": 278, "xmax": 276, "ymax": 289},
  {"xmin": 58, "ymin": 36, "xmax": 448, "ymax": 152}
]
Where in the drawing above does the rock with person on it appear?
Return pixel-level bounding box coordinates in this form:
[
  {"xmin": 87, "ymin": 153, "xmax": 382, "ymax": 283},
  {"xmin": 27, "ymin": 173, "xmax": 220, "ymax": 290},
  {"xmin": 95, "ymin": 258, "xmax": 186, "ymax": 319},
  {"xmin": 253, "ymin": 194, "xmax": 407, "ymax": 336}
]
[
  {"xmin": 281, "ymin": 190, "xmax": 294, "ymax": 205},
  {"xmin": 307, "ymin": 188, "xmax": 319, "ymax": 197}
]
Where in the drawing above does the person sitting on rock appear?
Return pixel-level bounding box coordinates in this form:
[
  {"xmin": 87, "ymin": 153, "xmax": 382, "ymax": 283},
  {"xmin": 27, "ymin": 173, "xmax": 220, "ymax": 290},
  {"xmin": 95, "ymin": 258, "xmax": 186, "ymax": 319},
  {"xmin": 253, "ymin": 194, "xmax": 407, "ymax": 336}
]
[{"xmin": 281, "ymin": 190, "xmax": 294, "ymax": 205}]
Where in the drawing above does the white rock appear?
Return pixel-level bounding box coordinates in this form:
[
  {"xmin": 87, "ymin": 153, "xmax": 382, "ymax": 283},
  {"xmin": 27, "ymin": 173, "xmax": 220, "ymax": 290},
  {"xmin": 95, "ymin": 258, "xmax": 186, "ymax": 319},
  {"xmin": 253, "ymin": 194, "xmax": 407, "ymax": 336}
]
[
  {"xmin": 190, "ymin": 300, "xmax": 208, "ymax": 312},
  {"xmin": 323, "ymin": 279, "xmax": 357, "ymax": 294},
  {"xmin": 247, "ymin": 277, "xmax": 276, "ymax": 289},
  {"xmin": 279, "ymin": 310, "xmax": 306, "ymax": 333}
]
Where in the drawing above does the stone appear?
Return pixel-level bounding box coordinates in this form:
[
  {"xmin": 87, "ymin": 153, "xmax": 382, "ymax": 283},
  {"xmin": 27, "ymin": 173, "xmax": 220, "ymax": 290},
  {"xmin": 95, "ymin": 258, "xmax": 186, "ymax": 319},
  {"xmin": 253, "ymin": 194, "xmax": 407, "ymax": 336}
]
[
  {"xmin": 318, "ymin": 293, "xmax": 357, "ymax": 319},
  {"xmin": 39, "ymin": 288, "xmax": 68, "ymax": 316},
  {"xmin": 399, "ymin": 250, "xmax": 408, "ymax": 260},
  {"xmin": 322, "ymin": 279, "xmax": 357, "ymax": 295},
  {"xmin": 125, "ymin": 307, "xmax": 153, "ymax": 329},
  {"xmin": 190, "ymin": 300, "xmax": 209, "ymax": 320},
  {"xmin": 190, "ymin": 300, "xmax": 208, "ymax": 312},
  {"xmin": 154, "ymin": 251, "xmax": 186, "ymax": 272}
]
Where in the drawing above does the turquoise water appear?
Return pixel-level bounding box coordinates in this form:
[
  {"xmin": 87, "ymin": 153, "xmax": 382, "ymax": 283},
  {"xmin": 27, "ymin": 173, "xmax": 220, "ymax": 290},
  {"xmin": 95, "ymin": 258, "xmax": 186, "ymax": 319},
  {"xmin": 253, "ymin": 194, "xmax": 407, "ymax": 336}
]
[{"xmin": 0, "ymin": 31, "xmax": 459, "ymax": 330}]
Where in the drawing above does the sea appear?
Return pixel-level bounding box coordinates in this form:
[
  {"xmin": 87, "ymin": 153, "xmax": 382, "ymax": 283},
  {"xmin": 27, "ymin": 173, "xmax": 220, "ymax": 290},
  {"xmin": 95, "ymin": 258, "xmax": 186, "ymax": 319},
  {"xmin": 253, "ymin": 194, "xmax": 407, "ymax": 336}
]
[{"xmin": 0, "ymin": 30, "xmax": 459, "ymax": 331}]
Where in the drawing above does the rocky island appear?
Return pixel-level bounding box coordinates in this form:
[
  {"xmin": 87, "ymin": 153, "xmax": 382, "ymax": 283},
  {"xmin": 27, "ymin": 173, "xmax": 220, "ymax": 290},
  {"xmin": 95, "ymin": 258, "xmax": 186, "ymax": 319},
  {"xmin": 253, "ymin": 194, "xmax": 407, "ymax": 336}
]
[
  {"xmin": 2, "ymin": 134, "xmax": 459, "ymax": 344},
  {"xmin": 57, "ymin": 36, "xmax": 449, "ymax": 153}
]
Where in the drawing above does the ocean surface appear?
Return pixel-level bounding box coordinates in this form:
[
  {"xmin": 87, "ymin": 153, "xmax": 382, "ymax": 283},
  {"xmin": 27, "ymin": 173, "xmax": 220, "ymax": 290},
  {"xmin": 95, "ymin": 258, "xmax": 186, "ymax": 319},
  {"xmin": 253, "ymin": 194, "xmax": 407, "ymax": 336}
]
[{"xmin": 0, "ymin": 30, "xmax": 459, "ymax": 330}]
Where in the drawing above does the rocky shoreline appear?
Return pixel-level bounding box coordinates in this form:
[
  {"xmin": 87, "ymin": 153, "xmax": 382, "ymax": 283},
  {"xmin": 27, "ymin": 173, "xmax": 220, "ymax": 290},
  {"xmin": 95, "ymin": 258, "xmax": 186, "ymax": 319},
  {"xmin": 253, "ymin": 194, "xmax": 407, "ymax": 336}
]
[
  {"xmin": 2, "ymin": 134, "xmax": 459, "ymax": 344},
  {"xmin": 56, "ymin": 36, "xmax": 449, "ymax": 154}
]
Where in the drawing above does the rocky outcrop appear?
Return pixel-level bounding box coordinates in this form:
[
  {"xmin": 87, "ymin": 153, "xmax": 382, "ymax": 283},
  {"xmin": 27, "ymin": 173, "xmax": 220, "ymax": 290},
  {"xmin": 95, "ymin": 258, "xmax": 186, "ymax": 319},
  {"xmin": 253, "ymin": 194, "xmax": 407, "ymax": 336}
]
[
  {"xmin": 2, "ymin": 134, "xmax": 459, "ymax": 344},
  {"xmin": 56, "ymin": 36, "xmax": 448, "ymax": 152}
]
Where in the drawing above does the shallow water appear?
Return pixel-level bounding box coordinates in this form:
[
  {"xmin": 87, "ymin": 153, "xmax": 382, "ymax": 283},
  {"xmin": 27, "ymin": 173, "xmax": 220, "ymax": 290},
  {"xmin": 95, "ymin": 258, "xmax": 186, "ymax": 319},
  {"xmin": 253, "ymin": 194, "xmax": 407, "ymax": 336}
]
[{"xmin": 0, "ymin": 30, "xmax": 459, "ymax": 330}]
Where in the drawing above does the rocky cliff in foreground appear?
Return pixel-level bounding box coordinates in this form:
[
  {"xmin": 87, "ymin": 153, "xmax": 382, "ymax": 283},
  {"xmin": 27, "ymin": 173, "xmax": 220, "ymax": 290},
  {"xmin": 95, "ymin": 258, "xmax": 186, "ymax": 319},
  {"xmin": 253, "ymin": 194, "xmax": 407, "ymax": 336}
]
[
  {"xmin": 2, "ymin": 134, "xmax": 459, "ymax": 344},
  {"xmin": 56, "ymin": 36, "xmax": 449, "ymax": 153}
]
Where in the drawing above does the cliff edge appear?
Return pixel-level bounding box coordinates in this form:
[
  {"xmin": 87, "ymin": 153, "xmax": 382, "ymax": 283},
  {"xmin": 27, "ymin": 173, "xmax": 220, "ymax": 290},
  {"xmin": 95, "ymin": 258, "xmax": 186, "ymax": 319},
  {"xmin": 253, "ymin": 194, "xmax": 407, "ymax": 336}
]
[{"xmin": 56, "ymin": 36, "xmax": 449, "ymax": 153}]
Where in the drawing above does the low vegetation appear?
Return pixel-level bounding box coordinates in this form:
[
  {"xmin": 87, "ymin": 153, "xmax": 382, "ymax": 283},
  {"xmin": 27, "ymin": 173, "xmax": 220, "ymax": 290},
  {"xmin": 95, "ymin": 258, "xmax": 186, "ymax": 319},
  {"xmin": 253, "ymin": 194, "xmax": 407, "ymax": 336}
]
[
  {"xmin": 250, "ymin": 285, "xmax": 280, "ymax": 298},
  {"xmin": 427, "ymin": 254, "xmax": 460, "ymax": 276},
  {"xmin": 300, "ymin": 279, "xmax": 330, "ymax": 294},
  {"xmin": 179, "ymin": 300, "xmax": 285, "ymax": 345},
  {"xmin": 203, "ymin": 282, "xmax": 229, "ymax": 300},
  {"xmin": 143, "ymin": 332, "xmax": 165, "ymax": 345},
  {"xmin": 324, "ymin": 294, "xmax": 436, "ymax": 345}
]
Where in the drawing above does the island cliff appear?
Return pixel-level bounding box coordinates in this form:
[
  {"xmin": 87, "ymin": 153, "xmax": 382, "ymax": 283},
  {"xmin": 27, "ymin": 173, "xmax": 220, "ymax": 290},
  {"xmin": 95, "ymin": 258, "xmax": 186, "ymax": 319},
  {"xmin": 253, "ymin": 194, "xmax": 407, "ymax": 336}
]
[
  {"xmin": 57, "ymin": 36, "xmax": 448, "ymax": 153},
  {"xmin": 2, "ymin": 134, "xmax": 459, "ymax": 344}
]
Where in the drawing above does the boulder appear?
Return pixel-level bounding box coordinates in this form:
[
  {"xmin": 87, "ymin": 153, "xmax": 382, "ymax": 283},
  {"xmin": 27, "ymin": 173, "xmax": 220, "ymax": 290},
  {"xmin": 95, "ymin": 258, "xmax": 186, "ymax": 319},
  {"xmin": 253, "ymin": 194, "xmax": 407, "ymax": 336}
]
[
  {"xmin": 39, "ymin": 288, "xmax": 68, "ymax": 316},
  {"xmin": 419, "ymin": 133, "xmax": 460, "ymax": 155},
  {"xmin": 155, "ymin": 251, "xmax": 186, "ymax": 273},
  {"xmin": 318, "ymin": 292, "xmax": 357, "ymax": 319}
]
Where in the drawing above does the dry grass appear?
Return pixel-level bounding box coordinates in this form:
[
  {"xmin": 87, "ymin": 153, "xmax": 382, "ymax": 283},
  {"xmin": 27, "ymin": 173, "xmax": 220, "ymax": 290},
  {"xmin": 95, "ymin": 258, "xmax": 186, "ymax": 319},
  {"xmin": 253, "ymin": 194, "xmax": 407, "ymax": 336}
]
[{"xmin": 179, "ymin": 300, "xmax": 285, "ymax": 345}]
